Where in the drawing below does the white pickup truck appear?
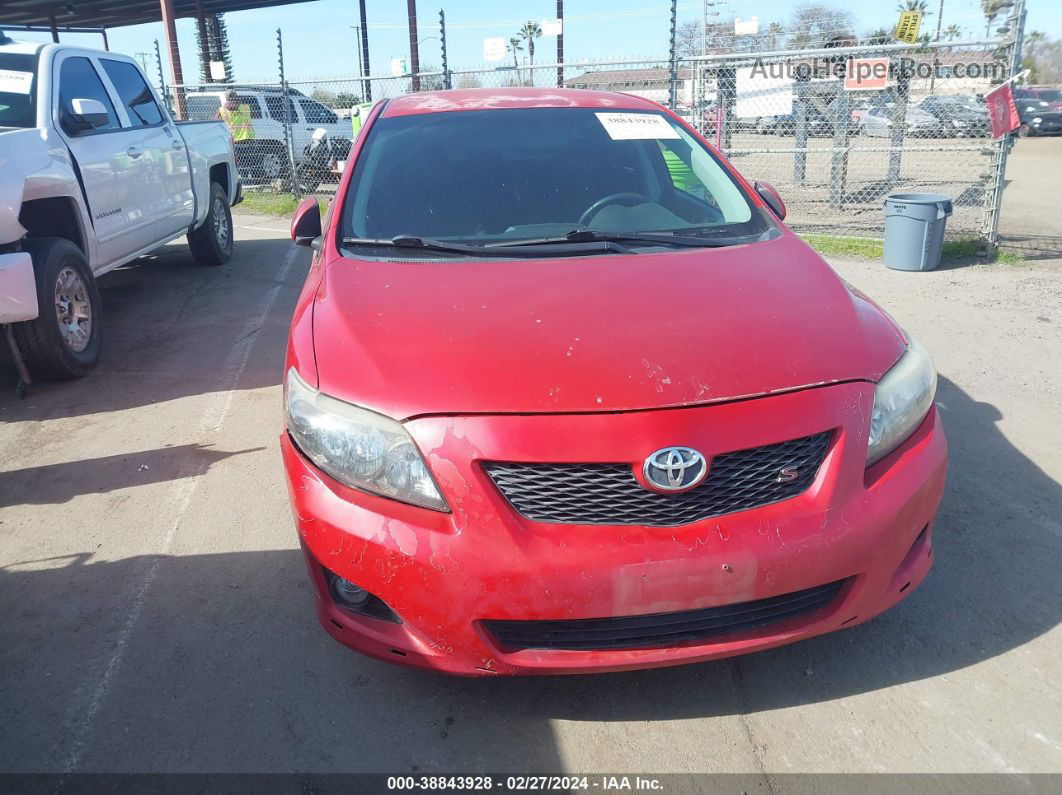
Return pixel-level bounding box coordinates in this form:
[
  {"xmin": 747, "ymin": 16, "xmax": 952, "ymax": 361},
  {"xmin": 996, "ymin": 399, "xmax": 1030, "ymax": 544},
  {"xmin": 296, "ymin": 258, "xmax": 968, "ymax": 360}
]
[{"xmin": 0, "ymin": 36, "xmax": 240, "ymax": 384}]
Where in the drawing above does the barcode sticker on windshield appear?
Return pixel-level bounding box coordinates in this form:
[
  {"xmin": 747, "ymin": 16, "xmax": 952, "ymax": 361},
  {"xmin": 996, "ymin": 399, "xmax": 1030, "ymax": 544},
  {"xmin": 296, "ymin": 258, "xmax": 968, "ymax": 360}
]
[
  {"xmin": 596, "ymin": 112, "xmax": 680, "ymax": 140},
  {"xmin": 0, "ymin": 69, "xmax": 33, "ymax": 95}
]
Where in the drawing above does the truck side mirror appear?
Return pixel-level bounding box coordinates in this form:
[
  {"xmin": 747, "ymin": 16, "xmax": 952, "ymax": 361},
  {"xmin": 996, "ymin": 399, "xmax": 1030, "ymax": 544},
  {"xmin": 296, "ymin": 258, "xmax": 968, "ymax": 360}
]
[
  {"xmin": 754, "ymin": 180, "xmax": 786, "ymax": 221},
  {"xmin": 63, "ymin": 98, "xmax": 111, "ymax": 134},
  {"xmin": 291, "ymin": 197, "xmax": 322, "ymax": 248}
]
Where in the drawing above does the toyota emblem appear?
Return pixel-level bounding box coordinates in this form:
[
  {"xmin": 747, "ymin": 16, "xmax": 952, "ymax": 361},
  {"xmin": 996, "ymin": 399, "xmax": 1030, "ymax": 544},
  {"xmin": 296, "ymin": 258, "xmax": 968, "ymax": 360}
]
[{"xmin": 642, "ymin": 447, "xmax": 709, "ymax": 493}]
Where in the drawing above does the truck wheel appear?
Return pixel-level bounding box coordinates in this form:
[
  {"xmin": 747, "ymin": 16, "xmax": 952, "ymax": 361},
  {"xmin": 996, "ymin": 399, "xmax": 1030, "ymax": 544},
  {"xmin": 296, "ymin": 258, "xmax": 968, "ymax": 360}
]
[
  {"xmin": 187, "ymin": 182, "xmax": 234, "ymax": 266},
  {"xmin": 258, "ymin": 144, "xmax": 290, "ymax": 180},
  {"xmin": 12, "ymin": 237, "xmax": 101, "ymax": 380}
]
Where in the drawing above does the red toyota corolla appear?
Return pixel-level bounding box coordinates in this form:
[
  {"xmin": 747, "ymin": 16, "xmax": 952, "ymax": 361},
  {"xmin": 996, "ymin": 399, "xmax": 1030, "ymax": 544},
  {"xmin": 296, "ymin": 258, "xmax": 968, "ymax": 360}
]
[{"xmin": 281, "ymin": 88, "xmax": 946, "ymax": 675}]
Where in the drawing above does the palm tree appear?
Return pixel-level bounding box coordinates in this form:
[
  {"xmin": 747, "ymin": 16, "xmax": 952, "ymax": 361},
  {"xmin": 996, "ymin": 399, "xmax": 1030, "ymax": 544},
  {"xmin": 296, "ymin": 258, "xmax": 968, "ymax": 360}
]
[
  {"xmin": 507, "ymin": 37, "xmax": 523, "ymax": 84},
  {"xmin": 766, "ymin": 21, "xmax": 784, "ymax": 50},
  {"xmin": 520, "ymin": 21, "xmax": 543, "ymax": 67},
  {"xmin": 980, "ymin": 0, "xmax": 1007, "ymax": 38},
  {"xmin": 866, "ymin": 27, "xmax": 892, "ymax": 45},
  {"xmin": 897, "ymin": 0, "xmax": 930, "ymax": 13},
  {"xmin": 943, "ymin": 24, "xmax": 962, "ymax": 41}
]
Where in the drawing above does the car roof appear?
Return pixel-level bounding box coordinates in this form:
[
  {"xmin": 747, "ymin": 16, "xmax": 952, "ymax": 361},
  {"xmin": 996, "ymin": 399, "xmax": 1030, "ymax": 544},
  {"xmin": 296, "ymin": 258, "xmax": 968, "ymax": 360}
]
[
  {"xmin": 0, "ymin": 38, "xmax": 44, "ymax": 55},
  {"xmin": 381, "ymin": 87, "xmax": 664, "ymax": 118}
]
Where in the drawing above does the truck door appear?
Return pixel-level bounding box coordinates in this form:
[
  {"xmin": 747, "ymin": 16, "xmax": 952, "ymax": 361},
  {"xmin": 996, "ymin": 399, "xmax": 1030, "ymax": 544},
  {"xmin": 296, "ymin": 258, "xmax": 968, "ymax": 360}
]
[
  {"xmin": 98, "ymin": 57, "xmax": 194, "ymax": 239},
  {"xmin": 53, "ymin": 53, "xmax": 159, "ymax": 267}
]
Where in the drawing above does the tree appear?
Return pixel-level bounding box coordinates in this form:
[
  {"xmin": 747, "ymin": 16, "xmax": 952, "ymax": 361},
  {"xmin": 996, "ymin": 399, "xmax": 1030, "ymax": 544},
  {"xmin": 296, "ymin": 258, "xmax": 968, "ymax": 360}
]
[
  {"xmin": 786, "ymin": 4, "xmax": 856, "ymax": 49},
  {"xmin": 507, "ymin": 37, "xmax": 524, "ymax": 85},
  {"xmin": 943, "ymin": 24, "xmax": 962, "ymax": 41},
  {"xmin": 981, "ymin": 0, "xmax": 1008, "ymax": 38},
  {"xmin": 766, "ymin": 22, "xmax": 785, "ymax": 50},
  {"xmin": 866, "ymin": 27, "xmax": 893, "ymax": 45},
  {"xmin": 455, "ymin": 74, "xmax": 483, "ymax": 89},
  {"xmin": 195, "ymin": 12, "xmax": 234, "ymax": 83},
  {"xmin": 897, "ymin": 0, "xmax": 930, "ymax": 15},
  {"xmin": 334, "ymin": 92, "xmax": 362, "ymax": 108},
  {"xmin": 520, "ymin": 21, "xmax": 543, "ymax": 67}
]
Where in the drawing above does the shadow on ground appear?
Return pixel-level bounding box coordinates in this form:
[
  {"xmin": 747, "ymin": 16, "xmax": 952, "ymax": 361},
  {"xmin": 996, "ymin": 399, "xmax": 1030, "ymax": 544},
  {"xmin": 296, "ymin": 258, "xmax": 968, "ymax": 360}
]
[
  {"xmin": 1, "ymin": 374, "xmax": 1058, "ymax": 771},
  {"xmin": 0, "ymin": 234, "xmax": 305, "ymax": 421}
]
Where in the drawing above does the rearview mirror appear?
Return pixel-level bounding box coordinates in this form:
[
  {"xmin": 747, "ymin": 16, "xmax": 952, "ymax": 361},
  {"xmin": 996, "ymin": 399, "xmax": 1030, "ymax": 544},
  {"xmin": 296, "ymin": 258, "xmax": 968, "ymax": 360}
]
[
  {"xmin": 64, "ymin": 98, "xmax": 111, "ymax": 133},
  {"xmin": 291, "ymin": 197, "xmax": 322, "ymax": 248},
  {"xmin": 754, "ymin": 180, "xmax": 786, "ymax": 221}
]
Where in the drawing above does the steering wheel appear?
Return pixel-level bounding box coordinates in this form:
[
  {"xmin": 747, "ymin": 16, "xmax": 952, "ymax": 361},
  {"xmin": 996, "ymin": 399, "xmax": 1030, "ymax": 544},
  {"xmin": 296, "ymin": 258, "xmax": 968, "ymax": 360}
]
[{"xmin": 577, "ymin": 192, "xmax": 653, "ymax": 228}]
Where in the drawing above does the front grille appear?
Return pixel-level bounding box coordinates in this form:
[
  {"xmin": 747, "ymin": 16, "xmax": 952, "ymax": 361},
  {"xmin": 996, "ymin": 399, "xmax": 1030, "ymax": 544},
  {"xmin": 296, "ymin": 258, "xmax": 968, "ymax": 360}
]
[
  {"xmin": 485, "ymin": 579, "xmax": 847, "ymax": 651},
  {"xmin": 484, "ymin": 432, "xmax": 831, "ymax": 526}
]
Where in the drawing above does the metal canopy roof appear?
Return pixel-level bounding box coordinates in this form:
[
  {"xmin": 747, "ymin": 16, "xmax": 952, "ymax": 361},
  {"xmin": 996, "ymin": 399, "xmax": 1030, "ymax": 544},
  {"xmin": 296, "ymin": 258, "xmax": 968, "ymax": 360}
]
[{"xmin": 0, "ymin": 0, "xmax": 316, "ymax": 28}]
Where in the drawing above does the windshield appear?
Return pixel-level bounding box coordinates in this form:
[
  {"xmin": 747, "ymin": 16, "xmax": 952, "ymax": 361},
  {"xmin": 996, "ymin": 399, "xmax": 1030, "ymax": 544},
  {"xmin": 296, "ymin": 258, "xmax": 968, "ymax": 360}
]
[
  {"xmin": 0, "ymin": 51, "xmax": 39, "ymax": 128},
  {"xmin": 342, "ymin": 107, "xmax": 770, "ymax": 250},
  {"xmin": 1037, "ymin": 90, "xmax": 1062, "ymax": 102}
]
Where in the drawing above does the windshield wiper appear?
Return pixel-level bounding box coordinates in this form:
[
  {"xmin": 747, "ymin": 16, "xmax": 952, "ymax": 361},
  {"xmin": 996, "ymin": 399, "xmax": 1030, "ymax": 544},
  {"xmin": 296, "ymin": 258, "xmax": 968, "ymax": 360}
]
[
  {"xmin": 486, "ymin": 229, "xmax": 739, "ymax": 249},
  {"xmin": 341, "ymin": 235, "xmax": 633, "ymax": 257}
]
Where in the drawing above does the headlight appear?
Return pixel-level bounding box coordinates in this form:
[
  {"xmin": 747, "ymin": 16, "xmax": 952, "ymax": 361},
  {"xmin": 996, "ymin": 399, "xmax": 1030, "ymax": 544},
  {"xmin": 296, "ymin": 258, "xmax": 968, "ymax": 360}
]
[
  {"xmin": 284, "ymin": 368, "xmax": 449, "ymax": 511},
  {"xmin": 867, "ymin": 338, "xmax": 937, "ymax": 466}
]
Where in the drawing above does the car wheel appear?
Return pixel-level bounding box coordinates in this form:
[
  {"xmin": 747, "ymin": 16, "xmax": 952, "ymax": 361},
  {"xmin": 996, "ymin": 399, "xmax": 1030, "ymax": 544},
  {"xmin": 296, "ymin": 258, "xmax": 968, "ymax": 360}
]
[
  {"xmin": 187, "ymin": 182, "xmax": 234, "ymax": 266},
  {"xmin": 259, "ymin": 144, "xmax": 290, "ymax": 180},
  {"xmin": 12, "ymin": 237, "xmax": 102, "ymax": 380}
]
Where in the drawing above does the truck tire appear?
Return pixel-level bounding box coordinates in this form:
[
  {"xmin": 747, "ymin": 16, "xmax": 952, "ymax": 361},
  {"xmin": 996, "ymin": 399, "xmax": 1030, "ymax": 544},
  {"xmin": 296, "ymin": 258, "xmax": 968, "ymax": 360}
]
[
  {"xmin": 187, "ymin": 182, "xmax": 234, "ymax": 266},
  {"xmin": 12, "ymin": 237, "xmax": 102, "ymax": 380},
  {"xmin": 258, "ymin": 142, "xmax": 290, "ymax": 181}
]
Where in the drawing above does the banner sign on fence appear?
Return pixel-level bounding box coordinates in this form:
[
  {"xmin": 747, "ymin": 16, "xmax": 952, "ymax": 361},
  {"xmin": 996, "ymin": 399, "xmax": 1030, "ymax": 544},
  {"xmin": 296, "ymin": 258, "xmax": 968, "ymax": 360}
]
[
  {"xmin": 894, "ymin": 11, "xmax": 922, "ymax": 44},
  {"xmin": 985, "ymin": 82, "xmax": 1021, "ymax": 139},
  {"xmin": 389, "ymin": 58, "xmax": 407, "ymax": 77},
  {"xmin": 541, "ymin": 18, "xmax": 563, "ymax": 36},
  {"xmin": 483, "ymin": 37, "xmax": 507, "ymax": 62},
  {"xmin": 734, "ymin": 65, "xmax": 793, "ymax": 118},
  {"xmin": 844, "ymin": 57, "xmax": 890, "ymax": 91}
]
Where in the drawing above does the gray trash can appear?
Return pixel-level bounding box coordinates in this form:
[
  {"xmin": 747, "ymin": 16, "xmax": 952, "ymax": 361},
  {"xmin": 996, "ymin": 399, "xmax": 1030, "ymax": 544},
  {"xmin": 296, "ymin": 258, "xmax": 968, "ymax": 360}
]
[{"xmin": 883, "ymin": 193, "xmax": 953, "ymax": 272}]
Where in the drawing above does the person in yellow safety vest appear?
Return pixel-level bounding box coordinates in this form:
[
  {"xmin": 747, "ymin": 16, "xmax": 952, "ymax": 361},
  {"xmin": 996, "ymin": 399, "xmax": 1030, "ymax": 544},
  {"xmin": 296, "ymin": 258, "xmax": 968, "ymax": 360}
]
[{"xmin": 217, "ymin": 90, "xmax": 254, "ymax": 142}]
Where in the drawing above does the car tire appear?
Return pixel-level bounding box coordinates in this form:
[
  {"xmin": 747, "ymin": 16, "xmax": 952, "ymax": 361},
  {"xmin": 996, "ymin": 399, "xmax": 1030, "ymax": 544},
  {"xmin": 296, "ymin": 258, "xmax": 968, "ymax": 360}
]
[
  {"xmin": 258, "ymin": 143, "xmax": 291, "ymax": 180},
  {"xmin": 12, "ymin": 237, "xmax": 102, "ymax": 381},
  {"xmin": 187, "ymin": 182, "xmax": 234, "ymax": 266}
]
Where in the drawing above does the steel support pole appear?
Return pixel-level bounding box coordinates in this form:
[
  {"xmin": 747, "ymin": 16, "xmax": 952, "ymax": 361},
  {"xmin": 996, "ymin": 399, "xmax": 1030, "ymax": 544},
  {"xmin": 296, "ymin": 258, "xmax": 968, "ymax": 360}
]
[
  {"xmin": 986, "ymin": 0, "xmax": 1026, "ymax": 254},
  {"xmin": 556, "ymin": 0, "xmax": 564, "ymax": 88},
  {"xmin": 277, "ymin": 28, "xmax": 299, "ymax": 196},
  {"xmin": 358, "ymin": 0, "xmax": 372, "ymax": 101},
  {"xmin": 407, "ymin": 0, "xmax": 421, "ymax": 92},
  {"xmin": 668, "ymin": 0, "xmax": 678, "ymax": 111},
  {"xmin": 159, "ymin": 0, "xmax": 187, "ymax": 119}
]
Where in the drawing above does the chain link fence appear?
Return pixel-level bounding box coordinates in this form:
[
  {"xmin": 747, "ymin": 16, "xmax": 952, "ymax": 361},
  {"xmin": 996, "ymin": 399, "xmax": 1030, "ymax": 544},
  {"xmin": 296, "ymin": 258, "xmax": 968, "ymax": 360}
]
[{"xmin": 165, "ymin": 27, "xmax": 1022, "ymax": 247}]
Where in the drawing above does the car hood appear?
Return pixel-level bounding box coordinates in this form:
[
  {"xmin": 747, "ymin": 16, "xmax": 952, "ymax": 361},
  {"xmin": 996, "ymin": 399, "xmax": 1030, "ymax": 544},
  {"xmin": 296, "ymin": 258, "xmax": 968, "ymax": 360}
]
[{"xmin": 311, "ymin": 233, "xmax": 906, "ymax": 419}]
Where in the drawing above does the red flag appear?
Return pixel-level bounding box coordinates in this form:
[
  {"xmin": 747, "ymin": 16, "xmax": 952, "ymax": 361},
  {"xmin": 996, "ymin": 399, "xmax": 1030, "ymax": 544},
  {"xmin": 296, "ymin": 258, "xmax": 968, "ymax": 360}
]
[{"xmin": 985, "ymin": 82, "xmax": 1021, "ymax": 139}]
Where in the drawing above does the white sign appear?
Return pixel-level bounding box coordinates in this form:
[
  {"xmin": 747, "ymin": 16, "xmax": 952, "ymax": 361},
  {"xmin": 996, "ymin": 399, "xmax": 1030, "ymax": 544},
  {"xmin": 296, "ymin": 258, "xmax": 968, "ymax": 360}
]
[
  {"xmin": 541, "ymin": 18, "xmax": 563, "ymax": 36},
  {"xmin": 0, "ymin": 69, "xmax": 33, "ymax": 95},
  {"xmin": 483, "ymin": 37, "xmax": 507, "ymax": 62},
  {"xmin": 734, "ymin": 65, "xmax": 793, "ymax": 118},
  {"xmin": 390, "ymin": 58, "xmax": 407, "ymax": 77},
  {"xmin": 734, "ymin": 17, "xmax": 759, "ymax": 35},
  {"xmin": 209, "ymin": 60, "xmax": 227, "ymax": 80},
  {"xmin": 595, "ymin": 112, "xmax": 680, "ymax": 140}
]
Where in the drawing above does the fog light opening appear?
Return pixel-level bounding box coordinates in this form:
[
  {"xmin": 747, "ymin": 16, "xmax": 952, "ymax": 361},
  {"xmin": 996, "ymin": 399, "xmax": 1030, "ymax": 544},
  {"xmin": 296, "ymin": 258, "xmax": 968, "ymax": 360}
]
[
  {"xmin": 321, "ymin": 567, "xmax": 402, "ymax": 624},
  {"xmin": 332, "ymin": 577, "xmax": 371, "ymax": 608}
]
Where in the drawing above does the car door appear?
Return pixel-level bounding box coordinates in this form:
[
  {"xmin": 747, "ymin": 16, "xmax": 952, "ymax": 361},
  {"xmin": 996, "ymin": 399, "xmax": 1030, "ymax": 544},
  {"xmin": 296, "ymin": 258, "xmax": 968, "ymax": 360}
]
[
  {"xmin": 52, "ymin": 52, "xmax": 157, "ymax": 269},
  {"xmin": 99, "ymin": 57, "xmax": 194, "ymax": 239}
]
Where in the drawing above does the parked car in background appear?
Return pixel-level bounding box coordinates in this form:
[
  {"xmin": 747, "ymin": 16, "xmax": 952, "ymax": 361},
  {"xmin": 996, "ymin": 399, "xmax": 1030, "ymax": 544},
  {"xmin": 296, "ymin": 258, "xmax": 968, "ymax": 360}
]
[
  {"xmin": 184, "ymin": 86, "xmax": 352, "ymax": 180},
  {"xmin": 860, "ymin": 103, "xmax": 949, "ymax": 138},
  {"xmin": 916, "ymin": 95, "xmax": 990, "ymax": 138},
  {"xmin": 1, "ymin": 37, "xmax": 239, "ymax": 381},
  {"xmin": 757, "ymin": 110, "xmax": 832, "ymax": 136},
  {"xmin": 281, "ymin": 87, "xmax": 946, "ymax": 675},
  {"xmin": 1013, "ymin": 88, "xmax": 1062, "ymax": 137}
]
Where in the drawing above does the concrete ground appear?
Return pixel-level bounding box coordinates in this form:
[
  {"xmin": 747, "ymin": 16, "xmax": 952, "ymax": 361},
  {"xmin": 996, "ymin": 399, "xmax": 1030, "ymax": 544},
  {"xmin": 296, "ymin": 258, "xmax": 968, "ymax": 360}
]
[{"xmin": 1, "ymin": 159, "xmax": 1060, "ymax": 780}]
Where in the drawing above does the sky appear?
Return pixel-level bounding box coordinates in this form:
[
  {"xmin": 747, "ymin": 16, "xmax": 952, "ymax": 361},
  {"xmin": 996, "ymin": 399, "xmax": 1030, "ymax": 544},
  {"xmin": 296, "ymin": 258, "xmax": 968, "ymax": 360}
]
[{"xmin": 9, "ymin": 0, "xmax": 1062, "ymax": 84}]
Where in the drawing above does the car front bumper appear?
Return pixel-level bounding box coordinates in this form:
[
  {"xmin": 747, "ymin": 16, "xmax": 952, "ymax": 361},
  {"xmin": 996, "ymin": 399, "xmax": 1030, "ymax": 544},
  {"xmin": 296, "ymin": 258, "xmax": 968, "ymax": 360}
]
[{"xmin": 282, "ymin": 381, "xmax": 947, "ymax": 675}]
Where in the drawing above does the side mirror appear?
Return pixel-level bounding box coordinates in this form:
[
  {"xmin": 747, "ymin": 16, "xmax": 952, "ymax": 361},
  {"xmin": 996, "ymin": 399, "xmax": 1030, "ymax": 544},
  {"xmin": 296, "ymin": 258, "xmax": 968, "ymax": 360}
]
[
  {"xmin": 64, "ymin": 98, "xmax": 111, "ymax": 133},
  {"xmin": 754, "ymin": 180, "xmax": 786, "ymax": 221},
  {"xmin": 290, "ymin": 197, "xmax": 322, "ymax": 248}
]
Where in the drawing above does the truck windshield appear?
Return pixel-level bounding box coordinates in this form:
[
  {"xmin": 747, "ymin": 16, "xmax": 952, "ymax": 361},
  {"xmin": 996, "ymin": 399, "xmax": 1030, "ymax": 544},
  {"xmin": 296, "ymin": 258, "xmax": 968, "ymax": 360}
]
[
  {"xmin": 342, "ymin": 107, "xmax": 770, "ymax": 249},
  {"xmin": 0, "ymin": 51, "xmax": 39, "ymax": 128}
]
